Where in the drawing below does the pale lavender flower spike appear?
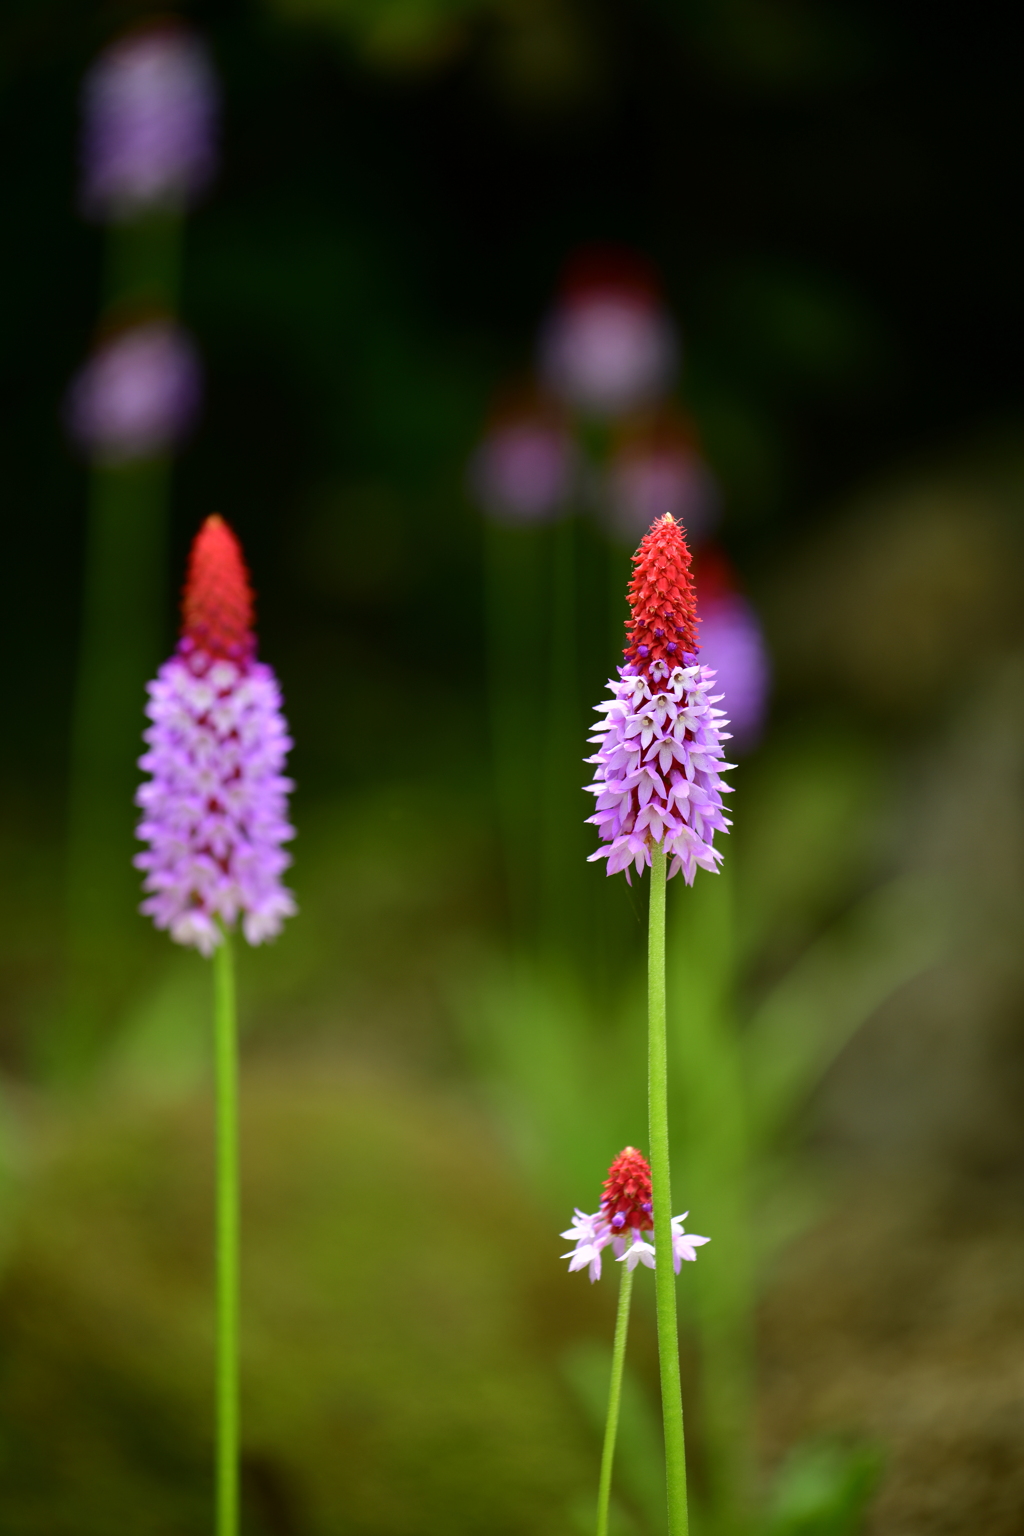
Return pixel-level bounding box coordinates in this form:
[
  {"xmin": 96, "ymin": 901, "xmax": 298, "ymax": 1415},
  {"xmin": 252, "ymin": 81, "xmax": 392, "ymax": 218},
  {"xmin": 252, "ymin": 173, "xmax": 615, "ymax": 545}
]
[
  {"xmin": 66, "ymin": 320, "xmax": 202, "ymax": 463},
  {"xmin": 81, "ymin": 23, "xmax": 219, "ymax": 222},
  {"xmin": 135, "ymin": 516, "xmax": 296, "ymax": 957}
]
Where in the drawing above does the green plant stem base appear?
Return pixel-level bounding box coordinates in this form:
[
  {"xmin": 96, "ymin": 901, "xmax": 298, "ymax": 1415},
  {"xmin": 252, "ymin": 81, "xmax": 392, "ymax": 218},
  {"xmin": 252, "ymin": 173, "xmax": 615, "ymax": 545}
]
[
  {"xmin": 596, "ymin": 1258, "xmax": 635, "ymax": 1536},
  {"xmin": 213, "ymin": 931, "xmax": 239, "ymax": 1536},
  {"xmin": 648, "ymin": 844, "xmax": 689, "ymax": 1536}
]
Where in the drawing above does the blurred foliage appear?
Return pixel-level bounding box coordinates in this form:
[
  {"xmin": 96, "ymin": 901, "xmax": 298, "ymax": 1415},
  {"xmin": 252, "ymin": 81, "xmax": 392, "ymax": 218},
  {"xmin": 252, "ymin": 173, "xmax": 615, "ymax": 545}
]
[
  {"xmin": 762, "ymin": 1441, "xmax": 882, "ymax": 1536},
  {"xmin": 0, "ymin": 1064, "xmax": 598, "ymax": 1534}
]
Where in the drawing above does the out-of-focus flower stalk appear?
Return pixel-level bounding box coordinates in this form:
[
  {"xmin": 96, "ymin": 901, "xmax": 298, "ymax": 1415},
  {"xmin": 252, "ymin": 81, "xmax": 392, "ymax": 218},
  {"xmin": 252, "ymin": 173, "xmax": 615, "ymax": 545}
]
[
  {"xmin": 64, "ymin": 22, "xmax": 219, "ymax": 1057},
  {"xmin": 64, "ymin": 457, "xmax": 176, "ymax": 1049},
  {"xmin": 136, "ymin": 516, "xmax": 294, "ymax": 1536},
  {"xmin": 472, "ymin": 400, "xmax": 588, "ymax": 952},
  {"xmin": 539, "ymin": 515, "xmax": 583, "ymax": 951}
]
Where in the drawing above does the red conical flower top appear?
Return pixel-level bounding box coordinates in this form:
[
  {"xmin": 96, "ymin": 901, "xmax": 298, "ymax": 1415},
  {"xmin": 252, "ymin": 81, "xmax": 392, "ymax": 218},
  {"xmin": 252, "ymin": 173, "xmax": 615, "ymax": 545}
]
[
  {"xmin": 623, "ymin": 513, "xmax": 698, "ymax": 679},
  {"xmin": 180, "ymin": 514, "xmax": 255, "ymax": 663},
  {"xmin": 601, "ymin": 1146, "xmax": 654, "ymax": 1234}
]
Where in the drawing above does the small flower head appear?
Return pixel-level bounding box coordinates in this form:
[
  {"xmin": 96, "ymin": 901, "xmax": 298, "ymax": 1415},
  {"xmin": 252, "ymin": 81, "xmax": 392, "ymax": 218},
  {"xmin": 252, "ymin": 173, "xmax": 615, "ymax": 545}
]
[
  {"xmin": 80, "ymin": 22, "xmax": 219, "ymax": 222},
  {"xmin": 562, "ymin": 1147, "xmax": 709, "ymax": 1281},
  {"xmin": 135, "ymin": 516, "xmax": 296, "ymax": 955},
  {"xmin": 585, "ymin": 514, "xmax": 735, "ymax": 884},
  {"xmin": 65, "ymin": 319, "xmax": 202, "ymax": 464},
  {"xmin": 601, "ymin": 1145, "xmax": 654, "ymax": 1234}
]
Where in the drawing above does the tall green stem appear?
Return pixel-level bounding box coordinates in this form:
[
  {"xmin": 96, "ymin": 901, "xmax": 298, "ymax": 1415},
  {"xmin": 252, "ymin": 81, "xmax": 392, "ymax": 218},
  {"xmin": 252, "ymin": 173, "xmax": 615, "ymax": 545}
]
[
  {"xmin": 213, "ymin": 932, "xmax": 239, "ymax": 1536},
  {"xmin": 648, "ymin": 843, "xmax": 689, "ymax": 1535},
  {"xmin": 596, "ymin": 1257, "xmax": 635, "ymax": 1536}
]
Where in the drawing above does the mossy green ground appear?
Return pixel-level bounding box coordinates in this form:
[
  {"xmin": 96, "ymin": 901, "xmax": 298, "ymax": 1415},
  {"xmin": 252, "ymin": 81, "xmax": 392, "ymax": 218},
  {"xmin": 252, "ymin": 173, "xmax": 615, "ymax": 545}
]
[{"xmin": 0, "ymin": 1062, "xmax": 598, "ymax": 1536}]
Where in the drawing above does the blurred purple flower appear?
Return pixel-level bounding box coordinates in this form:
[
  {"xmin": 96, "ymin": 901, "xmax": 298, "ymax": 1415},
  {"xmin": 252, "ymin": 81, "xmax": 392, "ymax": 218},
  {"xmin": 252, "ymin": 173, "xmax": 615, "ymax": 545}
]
[
  {"xmin": 81, "ymin": 24, "xmax": 219, "ymax": 222},
  {"xmin": 607, "ymin": 446, "xmax": 719, "ymax": 544},
  {"xmin": 697, "ymin": 592, "xmax": 771, "ymax": 753},
  {"xmin": 541, "ymin": 293, "xmax": 678, "ymax": 417},
  {"xmin": 66, "ymin": 320, "xmax": 202, "ymax": 463},
  {"xmin": 468, "ymin": 417, "xmax": 577, "ymax": 523},
  {"xmin": 136, "ymin": 517, "xmax": 296, "ymax": 957}
]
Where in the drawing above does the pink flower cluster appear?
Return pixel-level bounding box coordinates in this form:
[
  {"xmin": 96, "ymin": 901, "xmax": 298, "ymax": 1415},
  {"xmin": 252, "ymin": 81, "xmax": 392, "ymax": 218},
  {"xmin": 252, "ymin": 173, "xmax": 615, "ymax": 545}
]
[
  {"xmin": 561, "ymin": 1207, "xmax": 709, "ymax": 1283},
  {"xmin": 585, "ymin": 662, "xmax": 733, "ymax": 883},
  {"xmin": 136, "ymin": 653, "xmax": 296, "ymax": 956}
]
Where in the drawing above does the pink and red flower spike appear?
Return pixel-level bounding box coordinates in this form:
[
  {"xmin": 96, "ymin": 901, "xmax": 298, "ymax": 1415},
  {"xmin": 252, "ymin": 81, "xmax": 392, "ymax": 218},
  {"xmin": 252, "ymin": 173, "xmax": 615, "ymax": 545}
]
[
  {"xmin": 135, "ymin": 515, "xmax": 296, "ymax": 957},
  {"xmin": 584, "ymin": 513, "xmax": 734, "ymax": 884},
  {"xmin": 561, "ymin": 1147, "xmax": 708, "ymax": 1282}
]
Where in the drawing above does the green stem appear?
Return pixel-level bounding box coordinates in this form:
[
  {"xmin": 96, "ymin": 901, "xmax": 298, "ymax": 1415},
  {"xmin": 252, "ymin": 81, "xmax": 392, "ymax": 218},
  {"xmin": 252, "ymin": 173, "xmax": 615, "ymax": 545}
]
[
  {"xmin": 596, "ymin": 1256, "xmax": 635, "ymax": 1536},
  {"xmin": 213, "ymin": 931, "xmax": 239, "ymax": 1536},
  {"xmin": 648, "ymin": 843, "xmax": 689, "ymax": 1535}
]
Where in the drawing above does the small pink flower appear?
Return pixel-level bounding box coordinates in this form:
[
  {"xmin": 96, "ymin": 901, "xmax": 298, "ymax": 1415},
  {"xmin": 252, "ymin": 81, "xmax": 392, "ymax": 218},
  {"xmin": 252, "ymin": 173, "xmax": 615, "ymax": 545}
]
[{"xmin": 562, "ymin": 1148, "xmax": 708, "ymax": 1282}]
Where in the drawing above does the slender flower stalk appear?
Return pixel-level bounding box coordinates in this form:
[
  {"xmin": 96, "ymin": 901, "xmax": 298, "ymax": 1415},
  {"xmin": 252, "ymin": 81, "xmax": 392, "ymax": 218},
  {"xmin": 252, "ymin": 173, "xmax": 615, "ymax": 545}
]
[
  {"xmin": 583, "ymin": 513, "xmax": 731, "ymax": 1535},
  {"xmin": 136, "ymin": 516, "xmax": 295, "ymax": 1536},
  {"xmin": 596, "ymin": 1259, "xmax": 634, "ymax": 1536},
  {"xmin": 562, "ymin": 1147, "xmax": 708, "ymax": 1536},
  {"xmin": 213, "ymin": 928, "xmax": 239, "ymax": 1536},
  {"xmin": 648, "ymin": 841, "xmax": 689, "ymax": 1533}
]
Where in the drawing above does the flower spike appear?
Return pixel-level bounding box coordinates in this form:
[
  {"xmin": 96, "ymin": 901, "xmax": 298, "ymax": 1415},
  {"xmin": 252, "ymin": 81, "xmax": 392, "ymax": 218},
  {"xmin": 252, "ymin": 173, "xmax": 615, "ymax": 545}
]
[
  {"xmin": 584, "ymin": 513, "xmax": 734, "ymax": 884},
  {"xmin": 135, "ymin": 515, "xmax": 296, "ymax": 955},
  {"xmin": 561, "ymin": 1147, "xmax": 708, "ymax": 1283}
]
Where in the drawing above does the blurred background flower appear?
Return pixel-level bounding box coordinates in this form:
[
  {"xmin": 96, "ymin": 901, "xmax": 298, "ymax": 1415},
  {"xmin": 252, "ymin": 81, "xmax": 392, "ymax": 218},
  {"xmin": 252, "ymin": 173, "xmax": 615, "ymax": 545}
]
[
  {"xmin": 604, "ymin": 411, "xmax": 720, "ymax": 545},
  {"xmin": 540, "ymin": 249, "xmax": 678, "ymax": 419},
  {"xmin": 80, "ymin": 22, "xmax": 219, "ymax": 222},
  {"xmin": 694, "ymin": 549, "xmax": 771, "ymax": 754},
  {"xmin": 468, "ymin": 399, "xmax": 577, "ymax": 522},
  {"xmin": 66, "ymin": 319, "xmax": 202, "ymax": 463}
]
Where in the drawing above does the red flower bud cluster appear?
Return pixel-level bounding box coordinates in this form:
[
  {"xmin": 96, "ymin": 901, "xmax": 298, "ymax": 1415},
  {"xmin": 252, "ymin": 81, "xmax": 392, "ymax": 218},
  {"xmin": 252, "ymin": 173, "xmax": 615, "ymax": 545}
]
[
  {"xmin": 623, "ymin": 512, "xmax": 698, "ymax": 679},
  {"xmin": 601, "ymin": 1146, "xmax": 654, "ymax": 1233},
  {"xmin": 181, "ymin": 514, "xmax": 255, "ymax": 663}
]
